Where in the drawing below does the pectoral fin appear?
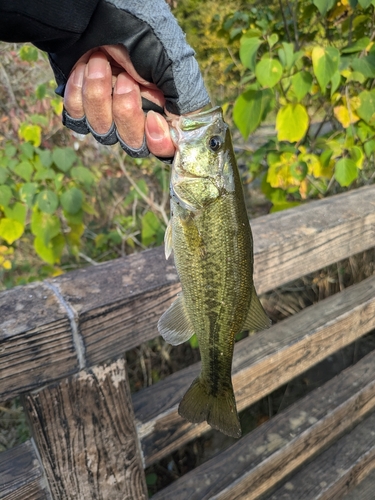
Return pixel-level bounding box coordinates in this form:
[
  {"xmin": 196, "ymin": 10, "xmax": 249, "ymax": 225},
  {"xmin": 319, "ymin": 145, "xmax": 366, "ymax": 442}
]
[
  {"xmin": 164, "ymin": 219, "xmax": 173, "ymax": 259},
  {"xmin": 242, "ymin": 287, "xmax": 271, "ymax": 332},
  {"xmin": 157, "ymin": 295, "xmax": 195, "ymax": 345}
]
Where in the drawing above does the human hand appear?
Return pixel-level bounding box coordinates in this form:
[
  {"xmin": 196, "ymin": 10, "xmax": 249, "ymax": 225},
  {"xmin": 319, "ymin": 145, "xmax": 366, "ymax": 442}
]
[
  {"xmin": 64, "ymin": 46, "xmax": 175, "ymax": 160},
  {"xmin": 48, "ymin": 0, "xmax": 210, "ymax": 160}
]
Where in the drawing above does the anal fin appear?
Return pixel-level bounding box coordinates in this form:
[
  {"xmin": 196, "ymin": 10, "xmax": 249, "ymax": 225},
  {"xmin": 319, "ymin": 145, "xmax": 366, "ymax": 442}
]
[
  {"xmin": 242, "ymin": 287, "xmax": 271, "ymax": 332},
  {"xmin": 157, "ymin": 295, "xmax": 195, "ymax": 346}
]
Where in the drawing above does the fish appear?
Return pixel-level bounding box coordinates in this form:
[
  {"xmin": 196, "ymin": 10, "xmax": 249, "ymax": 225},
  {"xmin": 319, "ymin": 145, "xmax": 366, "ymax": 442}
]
[{"xmin": 157, "ymin": 106, "xmax": 270, "ymax": 438}]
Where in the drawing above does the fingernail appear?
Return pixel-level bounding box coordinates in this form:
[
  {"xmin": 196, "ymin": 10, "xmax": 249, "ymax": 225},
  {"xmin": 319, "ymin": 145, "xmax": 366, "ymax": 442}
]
[
  {"xmin": 146, "ymin": 111, "xmax": 169, "ymax": 141},
  {"xmin": 87, "ymin": 56, "xmax": 109, "ymax": 78},
  {"xmin": 115, "ymin": 73, "xmax": 135, "ymax": 94},
  {"xmin": 72, "ymin": 64, "xmax": 84, "ymax": 87}
]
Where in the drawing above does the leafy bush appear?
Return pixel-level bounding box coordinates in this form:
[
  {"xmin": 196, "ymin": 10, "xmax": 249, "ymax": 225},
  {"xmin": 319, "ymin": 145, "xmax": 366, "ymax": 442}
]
[{"xmin": 220, "ymin": 0, "xmax": 375, "ymax": 210}]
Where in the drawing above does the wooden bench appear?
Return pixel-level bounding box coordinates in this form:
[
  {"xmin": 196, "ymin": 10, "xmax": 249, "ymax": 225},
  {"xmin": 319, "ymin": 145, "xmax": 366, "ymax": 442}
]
[{"xmin": 1, "ymin": 184, "xmax": 375, "ymax": 499}]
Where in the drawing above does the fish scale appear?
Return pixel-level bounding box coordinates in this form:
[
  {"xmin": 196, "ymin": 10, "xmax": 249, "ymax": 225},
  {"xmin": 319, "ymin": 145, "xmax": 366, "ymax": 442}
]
[{"xmin": 158, "ymin": 107, "xmax": 270, "ymax": 437}]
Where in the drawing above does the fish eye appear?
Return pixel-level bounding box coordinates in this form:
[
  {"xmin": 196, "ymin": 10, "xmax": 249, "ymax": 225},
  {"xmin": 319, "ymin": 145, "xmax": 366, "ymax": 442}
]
[{"xmin": 208, "ymin": 135, "xmax": 223, "ymax": 152}]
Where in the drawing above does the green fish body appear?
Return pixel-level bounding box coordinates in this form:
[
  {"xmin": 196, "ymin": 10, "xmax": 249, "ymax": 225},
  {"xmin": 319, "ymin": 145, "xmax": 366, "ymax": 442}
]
[{"xmin": 158, "ymin": 107, "xmax": 270, "ymax": 438}]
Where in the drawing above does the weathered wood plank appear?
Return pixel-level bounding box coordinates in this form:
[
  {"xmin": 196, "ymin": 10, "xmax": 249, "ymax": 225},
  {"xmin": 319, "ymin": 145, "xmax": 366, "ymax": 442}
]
[
  {"xmin": 0, "ymin": 282, "xmax": 77, "ymax": 403},
  {"xmin": 151, "ymin": 349, "xmax": 375, "ymax": 500},
  {"xmin": 267, "ymin": 409, "xmax": 375, "ymax": 499},
  {"xmin": 252, "ymin": 184, "xmax": 375, "ymax": 294},
  {"xmin": 134, "ymin": 274, "xmax": 375, "ymax": 466},
  {"xmin": 344, "ymin": 468, "xmax": 375, "ymax": 500},
  {"xmin": 23, "ymin": 358, "xmax": 147, "ymax": 500},
  {"xmin": 0, "ymin": 440, "xmax": 50, "ymax": 500},
  {"xmin": 1, "ymin": 185, "xmax": 374, "ymax": 401},
  {"xmin": 47, "ymin": 249, "xmax": 180, "ymax": 367}
]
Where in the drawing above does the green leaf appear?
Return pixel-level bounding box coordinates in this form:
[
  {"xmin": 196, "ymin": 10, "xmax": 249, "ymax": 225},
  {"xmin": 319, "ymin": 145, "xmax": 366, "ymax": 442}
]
[
  {"xmin": 0, "ymin": 185, "xmax": 12, "ymax": 207},
  {"xmin": 313, "ymin": 0, "xmax": 335, "ymax": 15},
  {"xmin": 330, "ymin": 71, "xmax": 341, "ymax": 96},
  {"xmin": 60, "ymin": 188, "xmax": 83, "ymax": 214},
  {"xmin": 33, "ymin": 168, "xmax": 56, "ymax": 181},
  {"xmin": 0, "ymin": 218, "xmax": 24, "ymax": 244},
  {"xmin": 5, "ymin": 145, "xmax": 17, "ymax": 158},
  {"xmin": 146, "ymin": 473, "xmax": 158, "ymax": 487},
  {"xmin": 37, "ymin": 149, "xmax": 53, "ymax": 168},
  {"xmin": 234, "ymin": 90, "xmax": 263, "ymax": 138},
  {"xmin": 4, "ymin": 202, "xmax": 27, "ymax": 225},
  {"xmin": 31, "ymin": 210, "xmax": 61, "ymax": 245},
  {"xmin": 291, "ymin": 71, "xmax": 313, "ymax": 101},
  {"xmin": 52, "ymin": 147, "xmax": 77, "ymax": 172},
  {"xmin": 19, "ymin": 45, "xmax": 38, "ymax": 62},
  {"xmin": 37, "ymin": 190, "xmax": 59, "ymax": 214},
  {"xmin": 20, "ymin": 142, "xmax": 34, "ymax": 159},
  {"xmin": 335, "ymin": 158, "xmax": 358, "ymax": 186},
  {"xmin": 34, "ymin": 234, "xmax": 64, "ymax": 264},
  {"xmin": 0, "ymin": 167, "xmax": 7, "ymax": 184},
  {"xmin": 357, "ymin": 90, "xmax": 375, "ymax": 124},
  {"xmin": 364, "ymin": 138, "xmax": 375, "ymax": 157},
  {"xmin": 64, "ymin": 209, "xmax": 84, "ymax": 225},
  {"xmin": 13, "ymin": 160, "xmax": 33, "ymax": 182},
  {"xmin": 278, "ymin": 42, "xmax": 295, "ymax": 70},
  {"xmin": 255, "ymin": 59, "xmax": 283, "ymax": 88},
  {"xmin": 35, "ymin": 83, "xmax": 47, "ymax": 100},
  {"xmin": 239, "ymin": 36, "xmax": 262, "ymax": 71},
  {"xmin": 141, "ymin": 211, "xmax": 164, "ymax": 247},
  {"xmin": 312, "ymin": 46, "xmax": 340, "ymax": 92},
  {"xmin": 358, "ymin": 0, "xmax": 373, "ymax": 7},
  {"xmin": 351, "ymin": 54, "xmax": 375, "ymax": 78},
  {"xmin": 276, "ymin": 104, "xmax": 309, "ymax": 142},
  {"xmin": 71, "ymin": 166, "xmax": 96, "ymax": 187},
  {"xmin": 290, "ymin": 161, "xmax": 308, "ymax": 180},
  {"xmin": 19, "ymin": 183, "xmax": 37, "ymax": 207},
  {"xmin": 268, "ymin": 34, "xmax": 279, "ymax": 49},
  {"xmin": 342, "ymin": 37, "xmax": 370, "ymax": 53}
]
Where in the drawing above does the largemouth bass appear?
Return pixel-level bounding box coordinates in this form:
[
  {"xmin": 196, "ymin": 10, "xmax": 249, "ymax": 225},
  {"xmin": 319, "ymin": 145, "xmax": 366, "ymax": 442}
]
[{"xmin": 158, "ymin": 107, "xmax": 270, "ymax": 438}]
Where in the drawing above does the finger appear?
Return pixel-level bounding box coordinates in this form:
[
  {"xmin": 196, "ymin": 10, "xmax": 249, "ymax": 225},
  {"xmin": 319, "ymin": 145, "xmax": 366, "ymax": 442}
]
[
  {"xmin": 145, "ymin": 111, "xmax": 175, "ymax": 158},
  {"xmin": 64, "ymin": 63, "xmax": 86, "ymax": 118},
  {"xmin": 82, "ymin": 52, "xmax": 113, "ymax": 134},
  {"xmin": 113, "ymin": 72, "xmax": 145, "ymax": 149}
]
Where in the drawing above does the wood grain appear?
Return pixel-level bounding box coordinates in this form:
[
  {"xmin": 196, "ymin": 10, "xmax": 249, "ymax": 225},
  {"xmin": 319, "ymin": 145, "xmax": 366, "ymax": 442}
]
[
  {"xmin": 0, "ymin": 282, "xmax": 77, "ymax": 403},
  {"xmin": 0, "ymin": 440, "xmax": 50, "ymax": 500},
  {"xmin": 151, "ymin": 349, "xmax": 375, "ymax": 500},
  {"xmin": 23, "ymin": 358, "xmax": 147, "ymax": 500},
  {"xmin": 267, "ymin": 409, "xmax": 375, "ymax": 499},
  {"xmin": 134, "ymin": 274, "xmax": 375, "ymax": 466},
  {"xmin": 344, "ymin": 468, "xmax": 375, "ymax": 500},
  {"xmin": 0, "ymin": 185, "xmax": 374, "ymax": 401}
]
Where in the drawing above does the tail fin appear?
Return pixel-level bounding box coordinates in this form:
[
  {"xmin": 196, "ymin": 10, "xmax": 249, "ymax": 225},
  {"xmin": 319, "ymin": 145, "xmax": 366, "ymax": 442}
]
[{"xmin": 178, "ymin": 377, "xmax": 241, "ymax": 438}]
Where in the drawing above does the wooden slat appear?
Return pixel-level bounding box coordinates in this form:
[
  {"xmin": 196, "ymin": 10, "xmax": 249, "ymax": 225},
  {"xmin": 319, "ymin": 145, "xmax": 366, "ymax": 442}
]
[
  {"xmin": 267, "ymin": 409, "xmax": 375, "ymax": 499},
  {"xmin": 252, "ymin": 184, "xmax": 375, "ymax": 294},
  {"xmin": 0, "ymin": 440, "xmax": 50, "ymax": 500},
  {"xmin": 1, "ymin": 185, "xmax": 375, "ymax": 401},
  {"xmin": 0, "ymin": 282, "xmax": 77, "ymax": 403},
  {"xmin": 23, "ymin": 357, "xmax": 147, "ymax": 500},
  {"xmin": 151, "ymin": 348, "xmax": 375, "ymax": 500},
  {"xmin": 344, "ymin": 469, "xmax": 375, "ymax": 500},
  {"xmin": 134, "ymin": 274, "xmax": 375, "ymax": 467}
]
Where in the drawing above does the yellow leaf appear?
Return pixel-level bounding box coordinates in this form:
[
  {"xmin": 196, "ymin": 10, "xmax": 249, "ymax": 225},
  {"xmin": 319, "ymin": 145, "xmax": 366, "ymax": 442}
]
[
  {"xmin": 2, "ymin": 259, "xmax": 11, "ymax": 270},
  {"xmin": 267, "ymin": 152, "xmax": 300, "ymax": 189},
  {"xmin": 333, "ymin": 105, "xmax": 359, "ymax": 128},
  {"xmin": 276, "ymin": 104, "xmax": 309, "ymax": 143}
]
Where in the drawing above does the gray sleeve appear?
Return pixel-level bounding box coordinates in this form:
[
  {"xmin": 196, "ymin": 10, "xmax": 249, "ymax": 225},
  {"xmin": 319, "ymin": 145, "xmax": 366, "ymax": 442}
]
[{"xmin": 49, "ymin": 0, "xmax": 210, "ymax": 115}]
